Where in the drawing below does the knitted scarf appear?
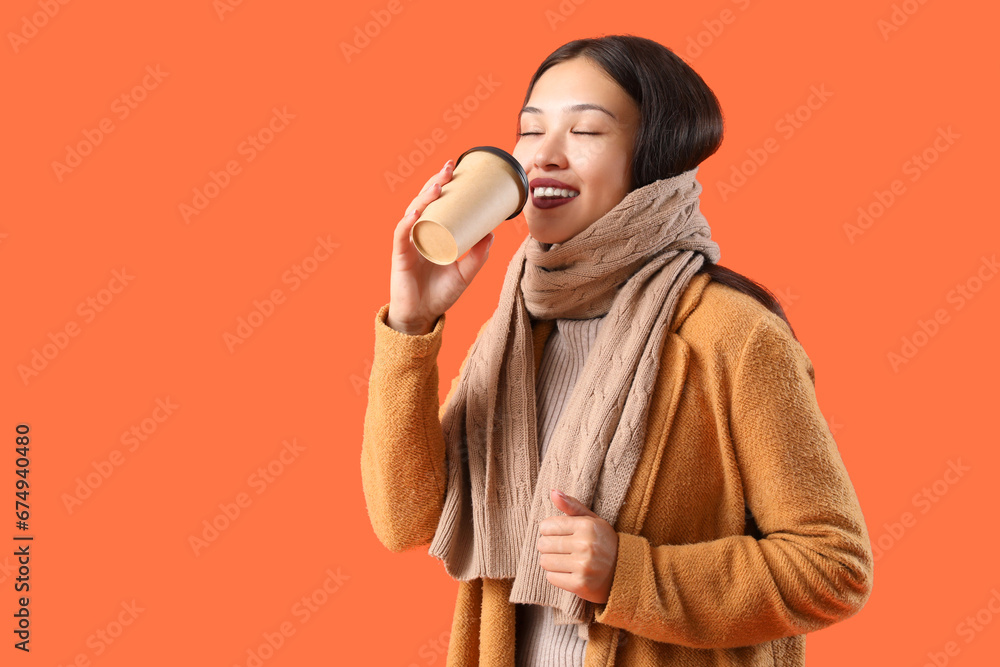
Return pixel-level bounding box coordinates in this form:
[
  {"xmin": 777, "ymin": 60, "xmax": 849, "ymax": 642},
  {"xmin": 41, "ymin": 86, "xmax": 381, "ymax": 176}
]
[{"xmin": 427, "ymin": 166, "xmax": 722, "ymax": 640}]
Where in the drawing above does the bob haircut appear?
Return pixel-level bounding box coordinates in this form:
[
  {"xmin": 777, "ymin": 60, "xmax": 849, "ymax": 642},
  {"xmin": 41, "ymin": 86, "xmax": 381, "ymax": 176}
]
[{"xmin": 516, "ymin": 34, "xmax": 795, "ymax": 338}]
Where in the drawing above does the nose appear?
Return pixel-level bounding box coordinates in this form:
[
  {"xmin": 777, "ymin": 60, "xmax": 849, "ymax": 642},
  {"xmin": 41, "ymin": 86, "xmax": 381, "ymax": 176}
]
[{"xmin": 531, "ymin": 133, "xmax": 568, "ymax": 171}]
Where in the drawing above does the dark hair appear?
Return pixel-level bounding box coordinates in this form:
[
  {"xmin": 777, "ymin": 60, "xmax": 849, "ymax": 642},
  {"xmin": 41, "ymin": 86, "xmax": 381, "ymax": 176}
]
[{"xmin": 517, "ymin": 34, "xmax": 796, "ymax": 340}]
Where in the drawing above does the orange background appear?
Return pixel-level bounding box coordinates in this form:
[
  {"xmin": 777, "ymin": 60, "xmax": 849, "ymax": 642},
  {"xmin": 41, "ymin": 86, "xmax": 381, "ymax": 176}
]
[{"xmin": 3, "ymin": 0, "xmax": 998, "ymax": 665}]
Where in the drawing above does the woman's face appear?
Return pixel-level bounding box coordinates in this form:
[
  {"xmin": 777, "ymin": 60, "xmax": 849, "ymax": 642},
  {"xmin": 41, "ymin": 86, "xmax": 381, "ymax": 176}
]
[{"xmin": 513, "ymin": 57, "xmax": 640, "ymax": 246}]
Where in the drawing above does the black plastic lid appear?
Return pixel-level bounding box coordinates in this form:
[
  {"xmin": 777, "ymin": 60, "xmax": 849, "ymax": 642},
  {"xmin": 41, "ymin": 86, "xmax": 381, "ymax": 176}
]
[{"xmin": 454, "ymin": 146, "xmax": 529, "ymax": 220}]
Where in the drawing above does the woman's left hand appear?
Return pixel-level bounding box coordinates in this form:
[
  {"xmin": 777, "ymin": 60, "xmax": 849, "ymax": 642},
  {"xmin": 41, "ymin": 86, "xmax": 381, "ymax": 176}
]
[{"xmin": 537, "ymin": 489, "xmax": 620, "ymax": 604}]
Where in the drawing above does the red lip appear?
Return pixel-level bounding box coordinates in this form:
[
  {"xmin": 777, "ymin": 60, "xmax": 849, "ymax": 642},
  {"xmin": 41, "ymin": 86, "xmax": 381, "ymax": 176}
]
[
  {"xmin": 532, "ymin": 192, "xmax": 577, "ymax": 209},
  {"xmin": 529, "ymin": 177, "xmax": 579, "ymax": 209},
  {"xmin": 529, "ymin": 177, "xmax": 579, "ymax": 191}
]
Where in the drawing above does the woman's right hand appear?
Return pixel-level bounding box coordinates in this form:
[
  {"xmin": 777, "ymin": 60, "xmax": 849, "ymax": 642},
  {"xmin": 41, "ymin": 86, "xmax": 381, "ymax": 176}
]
[{"xmin": 387, "ymin": 158, "xmax": 496, "ymax": 335}]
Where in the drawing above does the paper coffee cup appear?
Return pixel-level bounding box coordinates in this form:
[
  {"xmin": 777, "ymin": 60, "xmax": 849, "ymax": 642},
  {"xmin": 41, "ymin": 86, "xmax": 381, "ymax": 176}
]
[{"xmin": 411, "ymin": 146, "xmax": 528, "ymax": 265}]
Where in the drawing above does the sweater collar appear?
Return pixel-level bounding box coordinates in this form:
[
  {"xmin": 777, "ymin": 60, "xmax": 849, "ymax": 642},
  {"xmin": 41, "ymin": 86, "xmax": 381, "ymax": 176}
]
[{"xmin": 530, "ymin": 270, "xmax": 710, "ymax": 383}]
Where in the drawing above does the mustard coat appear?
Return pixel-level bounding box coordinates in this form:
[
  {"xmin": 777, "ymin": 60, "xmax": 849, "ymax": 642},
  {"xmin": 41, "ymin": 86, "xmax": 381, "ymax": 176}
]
[{"xmin": 361, "ymin": 272, "xmax": 874, "ymax": 665}]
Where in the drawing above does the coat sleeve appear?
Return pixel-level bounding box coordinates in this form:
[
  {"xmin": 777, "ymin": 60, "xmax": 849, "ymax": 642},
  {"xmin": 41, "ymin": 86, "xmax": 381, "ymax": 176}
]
[
  {"xmin": 360, "ymin": 302, "xmax": 488, "ymax": 553},
  {"xmin": 592, "ymin": 314, "xmax": 874, "ymax": 649}
]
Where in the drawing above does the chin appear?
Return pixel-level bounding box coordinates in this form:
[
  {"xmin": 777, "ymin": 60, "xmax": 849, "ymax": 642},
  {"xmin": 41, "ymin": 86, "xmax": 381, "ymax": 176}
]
[
  {"xmin": 527, "ymin": 230, "xmax": 569, "ymax": 245},
  {"xmin": 525, "ymin": 220, "xmax": 569, "ymax": 245}
]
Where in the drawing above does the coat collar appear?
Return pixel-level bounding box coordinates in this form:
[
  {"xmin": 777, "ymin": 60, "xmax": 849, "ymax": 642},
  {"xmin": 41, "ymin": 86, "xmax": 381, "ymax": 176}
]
[
  {"xmin": 670, "ymin": 271, "xmax": 711, "ymax": 333},
  {"xmin": 531, "ymin": 270, "xmax": 711, "ymax": 358}
]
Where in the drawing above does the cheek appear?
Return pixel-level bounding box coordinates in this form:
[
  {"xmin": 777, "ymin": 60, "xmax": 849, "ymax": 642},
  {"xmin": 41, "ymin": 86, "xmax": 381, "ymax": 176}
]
[
  {"xmin": 592, "ymin": 149, "xmax": 631, "ymax": 188},
  {"xmin": 573, "ymin": 137, "xmax": 621, "ymax": 168},
  {"xmin": 512, "ymin": 145, "xmax": 530, "ymax": 167}
]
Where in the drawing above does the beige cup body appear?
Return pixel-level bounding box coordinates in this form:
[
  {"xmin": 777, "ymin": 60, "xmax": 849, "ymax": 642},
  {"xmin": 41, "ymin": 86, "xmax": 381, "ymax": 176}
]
[{"xmin": 412, "ymin": 150, "xmax": 523, "ymax": 265}]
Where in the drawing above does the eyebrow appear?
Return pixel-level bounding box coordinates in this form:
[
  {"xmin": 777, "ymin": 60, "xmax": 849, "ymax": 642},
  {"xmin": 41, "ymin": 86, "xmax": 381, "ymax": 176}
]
[{"xmin": 519, "ymin": 103, "xmax": 618, "ymax": 121}]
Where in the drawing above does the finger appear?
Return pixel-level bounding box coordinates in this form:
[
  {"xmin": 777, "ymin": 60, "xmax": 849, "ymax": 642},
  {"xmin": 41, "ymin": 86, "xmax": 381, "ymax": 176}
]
[
  {"xmin": 397, "ymin": 175, "xmax": 442, "ymax": 249},
  {"xmin": 419, "ymin": 159, "xmax": 454, "ymax": 194},
  {"xmin": 394, "ymin": 209, "xmax": 421, "ymax": 255},
  {"xmin": 417, "ymin": 166, "xmax": 452, "ymax": 205},
  {"xmin": 407, "ymin": 162, "xmax": 454, "ymax": 223},
  {"xmin": 538, "ymin": 515, "xmax": 576, "ymax": 536},
  {"xmin": 453, "ymin": 232, "xmax": 493, "ymax": 284},
  {"xmin": 404, "ymin": 189, "xmax": 440, "ymax": 248},
  {"xmin": 537, "ymin": 534, "xmax": 573, "ymax": 554},
  {"xmin": 406, "ymin": 179, "xmax": 442, "ymax": 223},
  {"xmin": 539, "ymin": 556, "xmax": 575, "ymax": 575},
  {"xmin": 543, "ymin": 572, "xmax": 579, "ymax": 597}
]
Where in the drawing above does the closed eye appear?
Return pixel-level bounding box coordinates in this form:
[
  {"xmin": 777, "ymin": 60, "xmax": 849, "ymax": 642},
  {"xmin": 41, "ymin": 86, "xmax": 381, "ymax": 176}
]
[{"xmin": 516, "ymin": 131, "xmax": 600, "ymax": 136}]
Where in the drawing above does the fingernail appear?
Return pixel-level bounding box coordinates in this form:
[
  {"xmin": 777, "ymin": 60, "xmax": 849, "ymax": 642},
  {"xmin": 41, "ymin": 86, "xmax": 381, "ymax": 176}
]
[{"xmin": 487, "ymin": 233, "xmax": 495, "ymax": 252}]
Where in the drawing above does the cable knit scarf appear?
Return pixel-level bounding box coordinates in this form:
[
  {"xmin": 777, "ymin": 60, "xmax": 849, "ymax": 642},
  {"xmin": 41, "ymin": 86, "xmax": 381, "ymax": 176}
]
[{"xmin": 427, "ymin": 166, "xmax": 721, "ymax": 640}]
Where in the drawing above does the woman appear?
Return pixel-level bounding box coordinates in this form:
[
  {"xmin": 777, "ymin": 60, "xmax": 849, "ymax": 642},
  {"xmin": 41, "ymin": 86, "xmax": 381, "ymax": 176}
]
[{"xmin": 362, "ymin": 35, "xmax": 874, "ymax": 667}]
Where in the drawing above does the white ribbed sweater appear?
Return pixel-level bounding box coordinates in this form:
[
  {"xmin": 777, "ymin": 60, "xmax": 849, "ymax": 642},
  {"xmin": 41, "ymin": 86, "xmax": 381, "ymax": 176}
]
[{"xmin": 515, "ymin": 315, "xmax": 606, "ymax": 667}]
